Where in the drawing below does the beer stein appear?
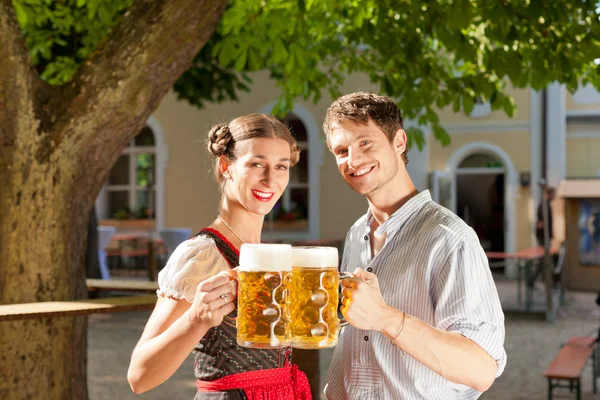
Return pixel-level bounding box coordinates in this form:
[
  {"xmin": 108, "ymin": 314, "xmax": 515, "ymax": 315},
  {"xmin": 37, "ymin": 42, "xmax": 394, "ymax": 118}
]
[
  {"xmin": 234, "ymin": 243, "xmax": 292, "ymax": 348},
  {"xmin": 290, "ymin": 246, "xmax": 351, "ymax": 349}
]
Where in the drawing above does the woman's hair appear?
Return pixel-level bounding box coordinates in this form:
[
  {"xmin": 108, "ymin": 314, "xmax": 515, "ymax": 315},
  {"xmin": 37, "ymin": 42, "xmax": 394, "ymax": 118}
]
[{"xmin": 207, "ymin": 113, "xmax": 300, "ymax": 191}]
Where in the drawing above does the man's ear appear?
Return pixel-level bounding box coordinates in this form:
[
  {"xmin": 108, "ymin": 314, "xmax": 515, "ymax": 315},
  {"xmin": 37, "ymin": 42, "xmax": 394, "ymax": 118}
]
[{"xmin": 393, "ymin": 128, "xmax": 408, "ymax": 156}]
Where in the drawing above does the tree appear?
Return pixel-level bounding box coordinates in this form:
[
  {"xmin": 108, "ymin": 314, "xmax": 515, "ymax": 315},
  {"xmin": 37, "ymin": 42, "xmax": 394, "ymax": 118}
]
[
  {"xmin": 0, "ymin": 1, "xmax": 228, "ymax": 398},
  {"xmin": 1, "ymin": 0, "xmax": 599, "ymax": 398}
]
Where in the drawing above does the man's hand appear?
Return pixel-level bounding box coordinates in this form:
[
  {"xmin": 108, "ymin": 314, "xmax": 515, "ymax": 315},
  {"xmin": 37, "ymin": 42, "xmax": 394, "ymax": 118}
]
[{"xmin": 340, "ymin": 268, "xmax": 390, "ymax": 331}]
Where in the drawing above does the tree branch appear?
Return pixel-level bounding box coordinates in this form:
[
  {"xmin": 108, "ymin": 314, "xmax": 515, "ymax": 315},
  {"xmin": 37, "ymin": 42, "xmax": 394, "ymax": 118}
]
[{"xmin": 53, "ymin": 0, "xmax": 227, "ymax": 172}]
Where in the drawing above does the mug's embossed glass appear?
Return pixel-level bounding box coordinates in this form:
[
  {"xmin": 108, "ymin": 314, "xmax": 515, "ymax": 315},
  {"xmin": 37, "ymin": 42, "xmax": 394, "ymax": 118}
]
[{"xmin": 235, "ymin": 244, "xmax": 292, "ymax": 348}]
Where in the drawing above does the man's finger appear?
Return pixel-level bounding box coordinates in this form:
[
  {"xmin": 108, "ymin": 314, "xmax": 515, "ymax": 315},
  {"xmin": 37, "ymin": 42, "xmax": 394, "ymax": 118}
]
[
  {"xmin": 352, "ymin": 267, "xmax": 376, "ymax": 282},
  {"xmin": 341, "ymin": 287, "xmax": 353, "ymax": 299}
]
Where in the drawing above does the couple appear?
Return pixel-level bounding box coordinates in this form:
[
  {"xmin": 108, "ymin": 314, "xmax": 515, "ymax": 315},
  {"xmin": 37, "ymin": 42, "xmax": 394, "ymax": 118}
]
[{"xmin": 127, "ymin": 93, "xmax": 506, "ymax": 400}]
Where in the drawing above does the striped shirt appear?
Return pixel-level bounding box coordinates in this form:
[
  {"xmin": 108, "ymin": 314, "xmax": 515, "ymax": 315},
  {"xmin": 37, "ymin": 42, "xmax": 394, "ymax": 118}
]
[{"xmin": 324, "ymin": 190, "xmax": 506, "ymax": 400}]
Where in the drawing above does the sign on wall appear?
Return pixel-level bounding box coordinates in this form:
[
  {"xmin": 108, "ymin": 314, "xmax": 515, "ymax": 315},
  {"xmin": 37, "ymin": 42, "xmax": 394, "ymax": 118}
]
[{"xmin": 579, "ymin": 200, "xmax": 600, "ymax": 266}]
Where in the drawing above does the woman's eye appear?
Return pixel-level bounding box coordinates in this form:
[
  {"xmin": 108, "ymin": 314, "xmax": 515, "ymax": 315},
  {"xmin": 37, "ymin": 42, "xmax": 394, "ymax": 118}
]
[{"xmin": 337, "ymin": 149, "xmax": 348, "ymax": 155}]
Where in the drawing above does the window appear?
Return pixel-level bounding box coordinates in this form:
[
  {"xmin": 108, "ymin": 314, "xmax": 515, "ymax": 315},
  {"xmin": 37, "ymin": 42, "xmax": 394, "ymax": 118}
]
[
  {"xmin": 263, "ymin": 114, "xmax": 309, "ymax": 232},
  {"xmin": 105, "ymin": 126, "xmax": 157, "ymax": 220}
]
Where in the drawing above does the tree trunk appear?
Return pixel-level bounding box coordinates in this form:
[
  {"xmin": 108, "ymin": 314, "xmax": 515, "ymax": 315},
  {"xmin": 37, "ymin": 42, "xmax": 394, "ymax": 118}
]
[
  {"xmin": 0, "ymin": 154, "xmax": 90, "ymax": 399},
  {"xmin": 0, "ymin": 0, "xmax": 227, "ymax": 398}
]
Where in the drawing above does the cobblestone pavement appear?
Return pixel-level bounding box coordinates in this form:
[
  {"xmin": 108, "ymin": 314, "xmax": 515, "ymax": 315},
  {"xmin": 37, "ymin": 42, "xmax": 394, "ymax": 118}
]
[{"xmin": 89, "ymin": 285, "xmax": 600, "ymax": 400}]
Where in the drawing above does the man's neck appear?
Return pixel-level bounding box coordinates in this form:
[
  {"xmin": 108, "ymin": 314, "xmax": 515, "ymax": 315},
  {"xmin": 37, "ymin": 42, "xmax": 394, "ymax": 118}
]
[{"xmin": 367, "ymin": 168, "xmax": 417, "ymax": 228}]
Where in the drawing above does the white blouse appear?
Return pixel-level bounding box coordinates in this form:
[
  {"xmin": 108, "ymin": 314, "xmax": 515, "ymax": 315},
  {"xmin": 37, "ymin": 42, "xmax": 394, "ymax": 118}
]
[{"xmin": 156, "ymin": 235, "xmax": 231, "ymax": 303}]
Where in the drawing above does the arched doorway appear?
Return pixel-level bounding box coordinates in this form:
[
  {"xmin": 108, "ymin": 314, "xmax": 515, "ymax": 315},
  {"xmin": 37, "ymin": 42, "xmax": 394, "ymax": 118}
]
[
  {"xmin": 455, "ymin": 153, "xmax": 505, "ymax": 253},
  {"xmin": 434, "ymin": 142, "xmax": 518, "ymax": 257}
]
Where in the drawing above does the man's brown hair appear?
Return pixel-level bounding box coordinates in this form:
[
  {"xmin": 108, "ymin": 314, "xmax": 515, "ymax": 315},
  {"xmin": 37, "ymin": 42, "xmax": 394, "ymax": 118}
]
[{"xmin": 323, "ymin": 92, "xmax": 408, "ymax": 163}]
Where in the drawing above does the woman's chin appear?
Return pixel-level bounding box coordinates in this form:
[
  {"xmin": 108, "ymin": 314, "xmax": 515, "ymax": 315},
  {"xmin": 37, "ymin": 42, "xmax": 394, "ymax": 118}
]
[{"xmin": 244, "ymin": 202, "xmax": 275, "ymax": 217}]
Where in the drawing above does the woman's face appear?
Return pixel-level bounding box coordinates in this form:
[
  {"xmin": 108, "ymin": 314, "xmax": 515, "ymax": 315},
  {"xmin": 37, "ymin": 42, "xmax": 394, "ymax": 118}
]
[{"xmin": 223, "ymin": 137, "xmax": 292, "ymax": 216}]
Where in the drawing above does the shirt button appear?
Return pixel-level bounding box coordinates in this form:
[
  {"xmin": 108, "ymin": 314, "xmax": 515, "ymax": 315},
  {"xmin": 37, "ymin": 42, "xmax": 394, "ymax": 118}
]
[
  {"xmin": 367, "ymin": 267, "xmax": 373, "ymax": 272},
  {"xmin": 364, "ymin": 336, "xmax": 369, "ymax": 341},
  {"xmin": 364, "ymin": 235, "xmax": 369, "ymax": 241}
]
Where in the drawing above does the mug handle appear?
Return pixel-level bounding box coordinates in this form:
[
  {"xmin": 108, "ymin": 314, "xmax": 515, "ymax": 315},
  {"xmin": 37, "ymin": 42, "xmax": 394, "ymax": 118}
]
[
  {"xmin": 338, "ymin": 271, "xmax": 354, "ymax": 327},
  {"xmin": 222, "ymin": 275, "xmax": 238, "ymax": 328},
  {"xmin": 223, "ymin": 313, "xmax": 236, "ymax": 327}
]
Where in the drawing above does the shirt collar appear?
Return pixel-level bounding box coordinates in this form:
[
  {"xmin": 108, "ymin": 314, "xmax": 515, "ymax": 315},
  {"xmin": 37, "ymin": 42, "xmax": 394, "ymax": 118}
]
[{"xmin": 365, "ymin": 190, "xmax": 433, "ymax": 236}]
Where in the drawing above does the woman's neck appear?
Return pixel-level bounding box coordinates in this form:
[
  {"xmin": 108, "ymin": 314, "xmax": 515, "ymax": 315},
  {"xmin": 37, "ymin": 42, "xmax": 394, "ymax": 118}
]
[{"xmin": 212, "ymin": 200, "xmax": 264, "ymax": 246}]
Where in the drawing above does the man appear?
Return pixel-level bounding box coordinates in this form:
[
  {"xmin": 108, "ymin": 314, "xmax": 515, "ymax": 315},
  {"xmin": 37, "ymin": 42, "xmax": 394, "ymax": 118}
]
[
  {"xmin": 323, "ymin": 92, "xmax": 506, "ymax": 399},
  {"xmin": 536, "ymin": 187, "xmax": 556, "ymax": 246}
]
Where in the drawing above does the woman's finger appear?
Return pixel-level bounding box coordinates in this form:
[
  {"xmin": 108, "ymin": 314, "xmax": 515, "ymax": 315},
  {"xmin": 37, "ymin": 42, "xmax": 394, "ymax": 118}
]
[
  {"xmin": 197, "ymin": 272, "xmax": 235, "ymax": 293},
  {"xmin": 215, "ymin": 302, "xmax": 236, "ymax": 319},
  {"xmin": 206, "ymin": 291, "xmax": 236, "ymax": 312},
  {"xmin": 203, "ymin": 280, "xmax": 237, "ymax": 303}
]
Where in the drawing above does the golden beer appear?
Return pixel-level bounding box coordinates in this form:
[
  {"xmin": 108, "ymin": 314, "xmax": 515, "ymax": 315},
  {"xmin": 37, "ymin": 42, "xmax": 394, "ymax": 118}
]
[
  {"xmin": 291, "ymin": 247, "xmax": 342, "ymax": 349},
  {"xmin": 236, "ymin": 244, "xmax": 292, "ymax": 348}
]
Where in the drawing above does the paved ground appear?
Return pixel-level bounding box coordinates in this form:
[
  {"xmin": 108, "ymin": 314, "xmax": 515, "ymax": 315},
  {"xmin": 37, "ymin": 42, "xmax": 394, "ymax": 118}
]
[{"xmin": 89, "ymin": 282, "xmax": 600, "ymax": 400}]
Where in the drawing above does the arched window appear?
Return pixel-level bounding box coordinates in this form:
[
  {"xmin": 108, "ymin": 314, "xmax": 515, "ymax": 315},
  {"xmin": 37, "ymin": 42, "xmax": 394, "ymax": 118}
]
[
  {"xmin": 97, "ymin": 125, "xmax": 157, "ymax": 221},
  {"xmin": 263, "ymin": 113, "xmax": 310, "ymax": 233}
]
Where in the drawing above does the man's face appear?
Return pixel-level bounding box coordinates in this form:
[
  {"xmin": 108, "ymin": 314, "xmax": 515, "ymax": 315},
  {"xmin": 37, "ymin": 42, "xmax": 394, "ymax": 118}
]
[{"xmin": 328, "ymin": 119, "xmax": 405, "ymax": 196}]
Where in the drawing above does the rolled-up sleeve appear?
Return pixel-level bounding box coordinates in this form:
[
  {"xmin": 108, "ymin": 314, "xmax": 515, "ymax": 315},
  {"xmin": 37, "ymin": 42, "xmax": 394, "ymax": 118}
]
[{"xmin": 432, "ymin": 231, "xmax": 507, "ymax": 378}]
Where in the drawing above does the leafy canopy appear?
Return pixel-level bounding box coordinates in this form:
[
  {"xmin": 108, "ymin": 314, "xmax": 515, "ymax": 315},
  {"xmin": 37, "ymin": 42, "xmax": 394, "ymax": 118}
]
[{"xmin": 12, "ymin": 0, "xmax": 600, "ymax": 148}]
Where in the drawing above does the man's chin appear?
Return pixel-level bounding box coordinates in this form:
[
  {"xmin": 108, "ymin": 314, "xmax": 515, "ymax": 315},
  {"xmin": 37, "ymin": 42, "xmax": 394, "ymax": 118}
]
[{"xmin": 346, "ymin": 182, "xmax": 374, "ymax": 196}]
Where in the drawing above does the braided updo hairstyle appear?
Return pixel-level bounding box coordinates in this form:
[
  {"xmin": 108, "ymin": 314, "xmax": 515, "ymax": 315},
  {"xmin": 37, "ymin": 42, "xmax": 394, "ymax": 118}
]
[{"xmin": 207, "ymin": 113, "xmax": 301, "ymax": 191}]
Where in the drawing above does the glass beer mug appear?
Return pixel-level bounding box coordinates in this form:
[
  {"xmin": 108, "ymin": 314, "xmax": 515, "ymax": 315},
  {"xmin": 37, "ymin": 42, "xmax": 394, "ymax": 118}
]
[
  {"xmin": 234, "ymin": 243, "xmax": 292, "ymax": 348},
  {"xmin": 290, "ymin": 246, "xmax": 350, "ymax": 349}
]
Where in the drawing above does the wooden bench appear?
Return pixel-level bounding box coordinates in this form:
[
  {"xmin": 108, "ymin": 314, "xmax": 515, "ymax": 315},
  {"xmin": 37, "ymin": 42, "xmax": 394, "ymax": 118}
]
[
  {"xmin": 0, "ymin": 295, "xmax": 157, "ymax": 322},
  {"xmin": 565, "ymin": 336, "xmax": 599, "ymax": 393},
  {"xmin": 86, "ymin": 278, "xmax": 158, "ymax": 293},
  {"xmin": 544, "ymin": 342, "xmax": 595, "ymax": 400}
]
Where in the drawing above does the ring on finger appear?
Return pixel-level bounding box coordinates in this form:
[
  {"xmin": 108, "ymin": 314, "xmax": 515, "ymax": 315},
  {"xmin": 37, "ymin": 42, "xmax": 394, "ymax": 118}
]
[{"xmin": 220, "ymin": 293, "xmax": 228, "ymax": 305}]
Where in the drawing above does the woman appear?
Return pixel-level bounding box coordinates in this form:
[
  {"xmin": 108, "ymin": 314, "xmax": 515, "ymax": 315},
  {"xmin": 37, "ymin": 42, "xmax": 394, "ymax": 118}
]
[{"xmin": 127, "ymin": 114, "xmax": 311, "ymax": 399}]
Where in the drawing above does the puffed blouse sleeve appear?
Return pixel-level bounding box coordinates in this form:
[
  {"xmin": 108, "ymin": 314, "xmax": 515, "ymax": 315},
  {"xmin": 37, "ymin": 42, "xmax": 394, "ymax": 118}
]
[{"xmin": 156, "ymin": 235, "xmax": 231, "ymax": 303}]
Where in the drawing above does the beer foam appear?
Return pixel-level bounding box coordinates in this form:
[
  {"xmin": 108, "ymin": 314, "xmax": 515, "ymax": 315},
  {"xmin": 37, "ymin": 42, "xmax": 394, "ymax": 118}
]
[
  {"xmin": 292, "ymin": 246, "xmax": 339, "ymax": 268},
  {"xmin": 238, "ymin": 243, "xmax": 292, "ymax": 272}
]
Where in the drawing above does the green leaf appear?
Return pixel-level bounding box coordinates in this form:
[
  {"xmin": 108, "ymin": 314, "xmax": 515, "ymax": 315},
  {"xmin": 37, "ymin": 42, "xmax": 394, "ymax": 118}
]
[
  {"xmin": 502, "ymin": 96, "xmax": 516, "ymax": 117},
  {"xmin": 234, "ymin": 46, "xmax": 248, "ymax": 71},
  {"xmin": 405, "ymin": 127, "xmax": 426, "ymax": 151},
  {"xmin": 218, "ymin": 38, "xmax": 237, "ymax": 67},
  {"xmin": 432, "ymin": 124, "xmax": 451, "ymax": 147},
  {"xmin": 463, "ymin": 96, "xmax": 475, "ymax": 115},
  {"xmin": 248, "ymin": 47, "xmax": 262, "ymax": 71},
  {"xmin": 13, "ymin": 2, "xmax": 28, "ymax": 27}
]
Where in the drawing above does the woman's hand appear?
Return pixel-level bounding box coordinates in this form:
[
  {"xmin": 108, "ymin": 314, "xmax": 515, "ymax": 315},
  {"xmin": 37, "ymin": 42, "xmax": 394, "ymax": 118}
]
[{"xmin": 188, "ymin": 270, "xmax": 237, "ymax": 328}]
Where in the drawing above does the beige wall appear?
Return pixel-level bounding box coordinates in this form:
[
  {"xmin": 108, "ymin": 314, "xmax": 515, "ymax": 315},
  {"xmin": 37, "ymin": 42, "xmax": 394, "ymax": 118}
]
[
  {"xmin": 566, "ymin": 88, "xmax": 600, "ymax": 113},
  {"xmin": 428, "ymin": 131, "xmax": 531, "ymax": 171},
  {"xmin": 428, "ymin": 131, "xmax": 534, "ymax": 250},
  {"xmin": 566, "ymin": 138, "xmax": 600, "ymax": 178},
  {"xmin": 435, "ymin": 84, "xmax": 531, "ymax": 125}
]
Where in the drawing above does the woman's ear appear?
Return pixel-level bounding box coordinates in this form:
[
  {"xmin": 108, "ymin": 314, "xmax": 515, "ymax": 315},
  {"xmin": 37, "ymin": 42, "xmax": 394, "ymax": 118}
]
[{"xmin": 218, "ymin": 156, "xmax": 231, "ymax": 179}]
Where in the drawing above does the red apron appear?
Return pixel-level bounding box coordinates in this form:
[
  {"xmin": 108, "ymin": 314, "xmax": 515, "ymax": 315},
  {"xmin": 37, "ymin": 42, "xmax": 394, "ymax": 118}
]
[{"xmin": 196, "ymin": 364, "xmax": 312, "ymax": 400}]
